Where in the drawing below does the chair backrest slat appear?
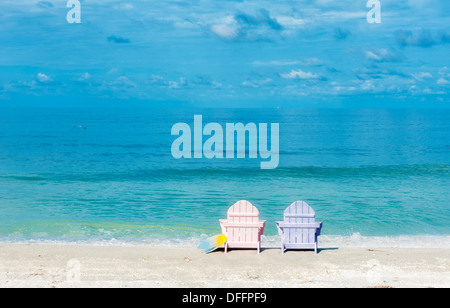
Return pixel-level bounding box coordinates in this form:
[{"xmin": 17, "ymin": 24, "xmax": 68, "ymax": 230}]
[
  {"xmin": 228, "ymin": 213, "xmax": 259, "ymax": 218},
  {"xmin": 283, "ymin": 201, "xmax": 316, "ymax": 244},
  {"xmin": 284, "ymin": 214, "xmax": 315, "ymax": 218},
  {"xmin": 278, "ymin": 223, "xmax": 320, "ymax": 229},
  {"xmin": 227, "ymin": 200, "xmax": 260, "ymax": 243}
]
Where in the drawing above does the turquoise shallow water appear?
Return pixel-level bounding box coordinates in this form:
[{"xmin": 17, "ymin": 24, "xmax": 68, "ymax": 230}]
[{"xmin": 0, "ymin": 108, "xmax": 449, "ymax": 246}]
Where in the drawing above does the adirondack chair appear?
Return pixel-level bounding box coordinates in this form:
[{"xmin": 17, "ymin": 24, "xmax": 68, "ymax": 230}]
[
  {"xmin": 276, "ymin": 201, "xmax": 323, "ymax": 254},
  {"xmin": 220, "ymin": 200, "xmax": 266, "ymax": 254}
]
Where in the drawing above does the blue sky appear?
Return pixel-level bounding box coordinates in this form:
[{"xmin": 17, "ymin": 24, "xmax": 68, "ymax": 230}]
[{"xmin": 0, "ymin": 0, "xmax": 449, "ymax": 107}]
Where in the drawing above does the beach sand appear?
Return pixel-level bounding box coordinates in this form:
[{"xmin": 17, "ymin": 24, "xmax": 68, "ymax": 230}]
[{"xmin": 0, "ymin": 243, "xmax": 449, "ymax": 288}]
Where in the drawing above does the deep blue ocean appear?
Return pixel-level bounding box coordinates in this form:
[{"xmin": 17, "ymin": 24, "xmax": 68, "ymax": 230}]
[{"xmin": 0, "ymin": 108, "xmax": 449, "ymax": 247}]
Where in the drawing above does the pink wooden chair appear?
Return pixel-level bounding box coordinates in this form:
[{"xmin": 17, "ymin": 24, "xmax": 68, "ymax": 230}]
[{"xmin": 220, "ymin": 200, "xmax": 266, "ymax": 254}]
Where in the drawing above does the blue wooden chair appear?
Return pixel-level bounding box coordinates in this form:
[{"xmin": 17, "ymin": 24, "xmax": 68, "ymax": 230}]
[{"xmin": 276, "ymin": 201, "xmax": 323, "ymax": 254}]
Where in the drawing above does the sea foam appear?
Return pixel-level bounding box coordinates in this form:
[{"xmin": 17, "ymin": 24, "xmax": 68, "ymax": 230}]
[{"xmin": 1, "ymin": 233, "xmax": 450, "ymax": 249}]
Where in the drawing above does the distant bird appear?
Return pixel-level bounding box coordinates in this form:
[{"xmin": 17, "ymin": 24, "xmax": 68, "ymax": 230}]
[{"xmin": 75, "ymin": 125, "xmax": 87, "ymax": 129}]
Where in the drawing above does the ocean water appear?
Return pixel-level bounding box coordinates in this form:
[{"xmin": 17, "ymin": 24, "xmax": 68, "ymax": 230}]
[{"xmin": 0, "ymin": 108, "xmax": 449, "ymax": 248}]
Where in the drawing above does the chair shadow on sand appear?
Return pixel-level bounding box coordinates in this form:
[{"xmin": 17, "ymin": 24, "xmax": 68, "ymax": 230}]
[{"xmin": 208, "ymin": 247, "xmax": 339, "ymax": 255}]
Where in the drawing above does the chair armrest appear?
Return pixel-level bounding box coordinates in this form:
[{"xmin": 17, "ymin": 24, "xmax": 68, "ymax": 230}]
[
  {"xmin": 219, "ymin": 219, "xmax": 228, "ymax": 235},
  {"xmin": 259, "ymin": 220, "xmax": 266, "ymax": 230},
  {"xmin": 258, "ymin": 220, "xmax": 267, "ymax": 239},
  {"xmin": 276, "ymin": 222, "xmax": 284, "ymax": 236},
  {"xmin": 316, "ymin": 222, "xmax": 323, "ymax": 236}
]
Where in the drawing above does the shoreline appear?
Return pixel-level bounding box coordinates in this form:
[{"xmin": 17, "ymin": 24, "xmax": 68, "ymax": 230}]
[
  {"xmin": 1, "ymin": 243, "xmax": 449, "ymax": 288},
  {"xmin": 1, "ymin": 233, "xmax": 450, "ymax": 249}
]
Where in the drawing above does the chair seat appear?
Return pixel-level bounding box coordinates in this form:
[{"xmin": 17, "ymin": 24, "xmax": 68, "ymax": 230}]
[{"xmin": 284, "ymin": 243, "xmax": 316, "ymax": 249}]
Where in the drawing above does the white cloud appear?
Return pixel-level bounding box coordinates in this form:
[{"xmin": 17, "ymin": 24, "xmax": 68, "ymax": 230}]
[
  {"xmin": 212, "ymin": 81, "xmax": 223, "ymax": 88},
  {"xmin": 113, "ymin": 3, "xmax": 134, "ymax": 10},
  {"xmin": 333, "ymin": 85, "xmax": 357, "ymax": 92},
  {"xmin": 439, "ymin": 67, "xmax": 449, "ymax": 74},
  {"xmin": 275, "ymin": 16, "xmax": 306, "ymax": 28},
  {"xmin": 423, "ymin": 88, "xmax": 446, "ymax": 95},
  {"xmin": 210, "ymin": 23, "xmax": 238, "ymax": 41},
  {"xmin": 438, "ymin": 67, "xmax": 450, "ymax": 79},
  {"xmin": 252, "ymin": 60, "xmax": 299, "ymax": 66},
  {"xmin": 77, "ymin": 73, "xmax": 91, "ymax": 81},
  {"xmin": 366, "ymin": 51, "xmax": 383, "ymax": 61},
  {"xmin": 168, "ymin": 78, "xmax": 187, "ymax": 89},
  {"xmin": 361, "ymin": 80, "xmax": 376, "ymax": 91},
  {"xmin": 108, "ymin": 76, "xmax": 136, "ymax": 89},
  {"xmin": 168, "ymin": 81, "xmax": 180, "ymax": 89},
  {"xmin": 437, "ymin": 78, "xmax": 449, "ymax": 85},
  {"xmin": 252, "ymin": 57, "xmax": 323, "ymax": 67},
  {"xmin": 300, "ymin": 57, "xmax": 323, "ymax": 67},
  {"xmin": 411, "ymin": 72, "xmax": 433, "ymax": 81},
  {"xmin": 281, "ymin": 69, "xmax": 324, "ymax": 80},
  {"xmin": 320, "ymin": 10, "xmax": 366, "ymax": 21},
  {"xmin": 37, "ymin": 73, "xmax": 52, "ymax": 83},
  {"xmin": 209, "ymin": 9, "xmax": 284, "ymax": 42},
  {"xmin": 150, "ymin": 75, "xmax": 165, "ymax": 84},
  {"xmin": 365, "ymin": 49, "xmax": 401, "ymax": 62},
  {"xmin": 241, "ymin": 78, "xmax": 273, "ymax": 88}
]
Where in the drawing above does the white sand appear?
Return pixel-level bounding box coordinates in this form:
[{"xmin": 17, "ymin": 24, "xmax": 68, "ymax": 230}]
[{"xmin": 0, "ymin": 243, "xmax": 449, "ymax": 288}]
